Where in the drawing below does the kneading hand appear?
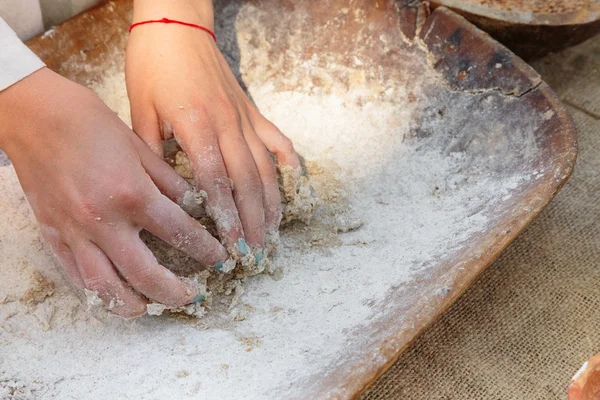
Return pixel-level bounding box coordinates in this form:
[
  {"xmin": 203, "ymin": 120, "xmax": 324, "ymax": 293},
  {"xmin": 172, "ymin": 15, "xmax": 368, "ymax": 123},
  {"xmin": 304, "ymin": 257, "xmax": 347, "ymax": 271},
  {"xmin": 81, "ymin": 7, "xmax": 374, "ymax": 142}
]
[
  {"xmin": 126, "ymin": 0, "xmax": 302, "ymax": 258},
  {"xmin": 0, "ymin": 68, "xmax": 229, "ymax": 318}
]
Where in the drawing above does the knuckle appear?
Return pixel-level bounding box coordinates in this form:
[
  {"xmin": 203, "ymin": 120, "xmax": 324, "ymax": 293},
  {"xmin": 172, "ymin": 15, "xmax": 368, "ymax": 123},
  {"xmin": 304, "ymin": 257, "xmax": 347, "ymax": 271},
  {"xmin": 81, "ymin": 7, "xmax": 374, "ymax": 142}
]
[
  {"xmin": 213, "ymin": 101, "xmax": 241, "ymax": 132},
  {"xmin": 215, "ymin": 96, "xmax": 238, "ymax": 119},
  {"xmin": 279, "ymin": 135, "xmax": 296, "ymax": 154},
  {"xmin": 245, "ymin": 221, "xmax": 266, "ymax": 241},
  {"xmin": 70, "ymin": 196, "xmax": 104, "ymax": 223},
  {"xmin": 169, "ymin": 104, "xmax": 213, "ymax": 134},
  {"xmin": 243, "ymin": 171, "xmax": 264, "ymax": 193},
  {"xmin": 85, "ymin": 276, "xmax": 108, "ymax": 295},
  {"xmin": 208, "ymin": 175, "xmax": 233, "ymax": 193},
  {"xmin": 111, "ymin": 184, "xmax": 146, "ymax": 212},
  {"xmin": 187, "ymin": 104, "xmax": 213, "ymax": 127},
  {"xmin": 127, "ymin": 265, "xmax": 156, "ymax": 289},
  {"xmin": 272, "ymin": 133, "xmax": 295, "ymax": 154}
]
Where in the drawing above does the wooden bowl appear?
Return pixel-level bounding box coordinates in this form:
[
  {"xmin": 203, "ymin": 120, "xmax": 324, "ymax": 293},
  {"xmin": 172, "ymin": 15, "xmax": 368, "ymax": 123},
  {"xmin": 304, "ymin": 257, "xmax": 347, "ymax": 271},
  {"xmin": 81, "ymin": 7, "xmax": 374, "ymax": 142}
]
[
  {"xmin": 430, "ymin": 0, "xmax": 600, "ymax": 59},
  {"xmin": 13, "ymin": 1, "xmax": 577, "ymax": 398}
]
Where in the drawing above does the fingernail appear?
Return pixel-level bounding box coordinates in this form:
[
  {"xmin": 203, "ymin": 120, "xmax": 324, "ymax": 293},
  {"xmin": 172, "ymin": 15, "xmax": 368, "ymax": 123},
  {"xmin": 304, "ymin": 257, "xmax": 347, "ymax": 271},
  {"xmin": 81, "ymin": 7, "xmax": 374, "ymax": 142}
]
[
  {"xmin": 255, "ymin": 250, "xmax": 264, "ymax": 264},
  {"xmin": 214, "ymin": 261, "xmax": 224, "ymax": 272},
  {"xmin": 237, "ymin": 238, "xmax": 249, "ymax": 255},
  {"xmin": 191, "ymin": 294, "xmax": 205, "ymax": 304}
]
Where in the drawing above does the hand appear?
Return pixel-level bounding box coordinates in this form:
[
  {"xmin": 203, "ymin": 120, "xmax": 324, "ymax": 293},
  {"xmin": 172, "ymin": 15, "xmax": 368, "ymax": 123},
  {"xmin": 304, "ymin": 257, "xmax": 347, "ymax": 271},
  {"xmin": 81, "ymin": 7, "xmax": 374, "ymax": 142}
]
[
  {"xmin": 0, "ymin": 68, "xmax": 229, "ymax": 318},
  {"xmin": 126, "ymin": 0, "xmax": 302, "ymax": 257}
]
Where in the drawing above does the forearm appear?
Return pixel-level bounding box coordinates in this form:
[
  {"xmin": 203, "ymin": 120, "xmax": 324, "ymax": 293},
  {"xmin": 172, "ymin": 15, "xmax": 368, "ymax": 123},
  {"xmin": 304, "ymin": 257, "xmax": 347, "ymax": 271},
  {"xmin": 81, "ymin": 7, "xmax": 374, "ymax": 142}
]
[{"xmin": 132, "ymin": 0, "xmax": 214, "ymax": 30}]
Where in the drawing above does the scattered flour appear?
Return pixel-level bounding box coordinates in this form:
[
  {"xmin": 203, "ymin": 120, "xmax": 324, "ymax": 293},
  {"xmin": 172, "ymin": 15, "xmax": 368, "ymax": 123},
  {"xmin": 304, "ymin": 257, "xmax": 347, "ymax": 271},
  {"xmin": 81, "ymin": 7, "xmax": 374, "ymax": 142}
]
[{"xmin": 0, "ymin": 1, "xmax": 552, "ymax": 399}]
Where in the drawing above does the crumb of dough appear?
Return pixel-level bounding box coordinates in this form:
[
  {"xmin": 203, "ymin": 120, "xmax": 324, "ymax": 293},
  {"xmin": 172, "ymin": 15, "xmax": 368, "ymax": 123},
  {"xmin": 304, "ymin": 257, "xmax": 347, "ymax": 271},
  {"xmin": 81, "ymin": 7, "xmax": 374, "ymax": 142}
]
[
  {"xmin": 174, "ymin": 150, "xmax": 194, "ymax": 182},
  {"xmin": 231, "ymin": 307, "xmax": 247, "ymax": 321},
  {"xmin": 133, "ymin": 149, "xmax": 361, "ymax": 319},
  {"xmin": 84, "ymin": 289, "xmax": 103, "ymax": 308},
  {"xmin": 334, "ymin": 215, "xmax": 364, "ymax": 233},
  {"xmin": 180, "ymin": 188, "xmax": 208, "ymax": 218},
  {"xmin": 129, "ymin": 147, "xmax": 361, "ymax": 319},
  {"xmin": 270, "ymin": 267, "xmax": 285, "ymax": 281},
  {"xmin": 20, "ymin": 270, "xmax": 54, "ymax": 305},
  {"xmin": 264, "ymin": 230, "xmax": 281, "ymax": 257},
  {"xmin": 146, "ymin": 301, "xmax": 208, "ymax": 318},
  {"xmin": 165, "ymin": 303, "xmax": 207, "ymax": 319},
  {"xmin": 221, "ymin": 258, "xmax": 237, "ymax": 274},
  {"xmin": 176, "ymin": 371, "xmax": 190, "ymax": 378},
  {"xmin": 146, "ymin": 303, "xmax": 168, "ymax": 316},
  {"xmin": 279, "ymin": 165, "xmax": 317, "ymax": 225},
  {"xmin": 91, "ymin": 149, "xmax": 351, "ymax": 319}
]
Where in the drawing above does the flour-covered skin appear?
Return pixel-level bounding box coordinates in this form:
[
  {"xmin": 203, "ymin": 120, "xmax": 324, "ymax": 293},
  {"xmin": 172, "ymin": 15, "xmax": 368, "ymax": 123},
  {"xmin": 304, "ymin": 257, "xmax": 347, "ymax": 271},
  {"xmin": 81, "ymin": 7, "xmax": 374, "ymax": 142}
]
[
  {"xmin": 126, "ymin": 0, "xmax": 302, "ymax": 259},
  {"xmin": 0, "ymin": 67, "xmax": 228, "ymax": 318}
]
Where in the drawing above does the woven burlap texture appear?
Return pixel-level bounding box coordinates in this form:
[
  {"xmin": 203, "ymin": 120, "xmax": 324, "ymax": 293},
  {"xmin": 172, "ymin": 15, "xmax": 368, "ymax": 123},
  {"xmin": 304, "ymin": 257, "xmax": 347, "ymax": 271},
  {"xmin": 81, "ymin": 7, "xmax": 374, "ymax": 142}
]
[{"xmin": 363, "ymin": 35, "xmax": 600, "ymax": 400}]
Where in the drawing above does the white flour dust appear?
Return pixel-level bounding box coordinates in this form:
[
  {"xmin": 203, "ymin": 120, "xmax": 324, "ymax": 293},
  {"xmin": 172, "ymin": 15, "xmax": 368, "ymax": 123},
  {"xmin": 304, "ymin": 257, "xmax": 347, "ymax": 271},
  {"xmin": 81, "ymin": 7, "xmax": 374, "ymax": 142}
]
[
  {"xmin": 0, "ymin": 2, "xmax": 545, "ymax": 399},
  {"xmin": 0, "ymin": 76, "xmax": 534, "ymax": 399}
]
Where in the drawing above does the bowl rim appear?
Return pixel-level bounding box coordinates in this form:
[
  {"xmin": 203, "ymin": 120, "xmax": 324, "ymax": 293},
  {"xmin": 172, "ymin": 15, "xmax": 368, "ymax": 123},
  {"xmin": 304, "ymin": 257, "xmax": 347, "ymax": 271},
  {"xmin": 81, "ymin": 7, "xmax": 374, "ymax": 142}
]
[{"xmin": 431, "ymin": 0, "xmax": 600, "ymax": 26}]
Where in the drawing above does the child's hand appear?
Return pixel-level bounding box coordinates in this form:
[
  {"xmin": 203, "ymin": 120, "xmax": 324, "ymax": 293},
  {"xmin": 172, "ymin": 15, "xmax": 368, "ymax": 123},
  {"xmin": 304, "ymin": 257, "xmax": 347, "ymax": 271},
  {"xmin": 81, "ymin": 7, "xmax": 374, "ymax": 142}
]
[
  {"xmin": 126, "ymin": 0, "xmax": 302, "ymax": 257},
  {"xmin": 0, "ymin": 68, "xmax": 229, "ymax": 317}
]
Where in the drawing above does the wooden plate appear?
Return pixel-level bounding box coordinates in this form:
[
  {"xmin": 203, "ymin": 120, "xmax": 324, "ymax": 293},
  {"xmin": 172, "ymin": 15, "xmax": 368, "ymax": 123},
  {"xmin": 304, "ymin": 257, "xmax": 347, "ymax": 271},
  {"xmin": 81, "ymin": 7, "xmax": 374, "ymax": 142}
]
[
  {"xmin": 6, "ymin": 0, "xmax": 577, "ymax": 398},
  {"xmin": 430, "ymin": 0, "xmax": 600, "ymax": 59}
]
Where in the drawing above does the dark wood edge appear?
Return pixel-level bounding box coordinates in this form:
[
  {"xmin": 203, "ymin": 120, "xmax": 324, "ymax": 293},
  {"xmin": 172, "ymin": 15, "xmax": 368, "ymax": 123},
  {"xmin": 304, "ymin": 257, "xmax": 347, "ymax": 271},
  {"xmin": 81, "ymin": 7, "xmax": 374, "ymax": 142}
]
[{"xmin": 431, "ymin": 0, "xmax": 600, "ymax": 26}]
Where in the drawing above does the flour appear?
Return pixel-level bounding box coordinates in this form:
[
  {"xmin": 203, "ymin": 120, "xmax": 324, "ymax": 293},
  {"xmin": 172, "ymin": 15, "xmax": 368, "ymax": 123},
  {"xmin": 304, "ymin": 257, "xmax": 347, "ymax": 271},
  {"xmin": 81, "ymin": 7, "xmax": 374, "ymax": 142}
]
[
  {"xmin": 83, "ymin": 289, "xmax": 103, "ymax": 309},
  {"xmin": 0, "ymin": 1, "xmax": 549, "ymax": 398}
]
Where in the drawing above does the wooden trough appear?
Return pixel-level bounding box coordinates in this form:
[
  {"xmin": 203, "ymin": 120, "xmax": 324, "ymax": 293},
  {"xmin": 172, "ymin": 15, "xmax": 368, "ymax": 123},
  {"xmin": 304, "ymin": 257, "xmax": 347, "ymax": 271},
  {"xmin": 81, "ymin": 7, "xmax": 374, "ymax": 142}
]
[{"xmin": 0, "ymin": 0, "xmax": 577, "ymax": 398}]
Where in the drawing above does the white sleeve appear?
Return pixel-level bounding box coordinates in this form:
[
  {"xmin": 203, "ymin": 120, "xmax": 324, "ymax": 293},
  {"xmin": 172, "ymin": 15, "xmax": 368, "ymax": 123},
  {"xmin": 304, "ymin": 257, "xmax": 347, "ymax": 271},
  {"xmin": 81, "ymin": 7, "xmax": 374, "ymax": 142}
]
[{"xmin": 0, "ymin": 17, "xmax": 45, "ymax": 92}]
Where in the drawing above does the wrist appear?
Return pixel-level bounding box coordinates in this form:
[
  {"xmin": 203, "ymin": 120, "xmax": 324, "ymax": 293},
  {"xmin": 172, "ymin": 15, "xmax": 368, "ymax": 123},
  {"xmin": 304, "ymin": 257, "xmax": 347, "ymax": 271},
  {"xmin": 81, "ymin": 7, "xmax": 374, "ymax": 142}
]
[
  {"xmin": 132, "ymin": 0, "xmax": 214, "ymax": 31},
  {"xmin": 0, "ymin": 69, "xmax": 45, "ymax": 151},
  {"xmin": 0, "ymin": 68, "xmax": 81, "ymax": 155}
]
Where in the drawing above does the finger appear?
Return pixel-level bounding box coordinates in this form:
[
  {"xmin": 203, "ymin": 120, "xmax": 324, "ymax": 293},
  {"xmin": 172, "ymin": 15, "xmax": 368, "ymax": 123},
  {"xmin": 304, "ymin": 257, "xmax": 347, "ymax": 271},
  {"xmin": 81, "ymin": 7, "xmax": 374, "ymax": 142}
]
[
  {"xmin": 39, "ymin": 225, "xmax": 85, "ymax": 289},
  {"xmin": 252, "ymin": 117, "xmax": 301, "ymax": 171},
  {"xmin": 95, "ymin": 227, "xmax": 200, "ymax": 307},
  {"xmin": 251, "ymin": 117, "xmax": 304, "ymax": 204},
  {"xmin": 54, "ymin": 242, "xmax": 86, "ymax": 289},
  {"xmin": 55, "ymin": 243, "xmax": 85, "ymax": 289},
  {"xmin": 138, "ymin": 192, "xmax": 229, "ymax": 267},
  {"xmin": 130, "ymin": 133, "xmax": 207, "ymax": 218},
  {"xmin": 219, "ymin": 123, "xmax": 266, "ymax": 249},
  {"xmin": 131, "ymin": 106, "xmax": 164, "ymax": 158},
  {"xmin": 242, "ymin": 119, "xmax": 281, "ymax": 235},
  {"xmin": 174, "ymin": 120, "xmax": 246, "ymax": 256},
  {"xmin": 71, "ymin": 239, "xmax": 147, "ymax": 318}
]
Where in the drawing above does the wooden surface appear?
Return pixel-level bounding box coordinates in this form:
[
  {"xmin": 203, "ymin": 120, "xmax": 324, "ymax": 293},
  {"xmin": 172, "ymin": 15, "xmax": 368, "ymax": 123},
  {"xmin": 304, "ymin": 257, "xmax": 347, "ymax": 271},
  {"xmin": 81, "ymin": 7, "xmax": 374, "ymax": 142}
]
[
  {"xmin": 25, "ymin": 1, "xmax": 577, "ymax": 398},
  {"xmin": 431, "ymin": 0, "xmax": 600, "ymax": 59}
]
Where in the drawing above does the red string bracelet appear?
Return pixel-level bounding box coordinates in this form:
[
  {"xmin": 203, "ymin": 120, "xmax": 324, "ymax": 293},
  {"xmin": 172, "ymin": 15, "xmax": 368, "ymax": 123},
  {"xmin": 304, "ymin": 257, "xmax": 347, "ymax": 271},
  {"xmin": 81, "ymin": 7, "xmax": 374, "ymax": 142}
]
[{"xmin": 129, "ymin": 17, "xmax": 216, "ymax": 42}]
